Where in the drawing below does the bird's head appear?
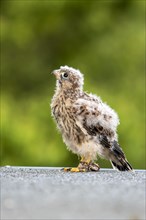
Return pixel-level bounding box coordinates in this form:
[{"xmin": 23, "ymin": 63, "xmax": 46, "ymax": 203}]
[{"xmin": 52, "ymin": 66, "xmax": 84, "ymax": 91}]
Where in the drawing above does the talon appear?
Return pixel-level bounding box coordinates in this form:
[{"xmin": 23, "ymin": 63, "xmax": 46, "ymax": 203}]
[
  {"xmin": 78, "ymin": 161, "xmax": 89, "ymax": 171},
  {"xmin": 71, "ymin": 167, "xmax": 86, "ymax": 172},
  {"xmin": 62, "ymin": 167, "xmax": 86, "ymax": 172},
  {"xmin": 63, "ymin": 167, "xmax": 71, "ymax": 172},
  {"xmin": 89, "ymin": 162, "xmax": 100, "ymax": 171},
  {"xmin": 70, "ymin": 167, "xmax": 80, "ymax": 172},
  {"xmin": 78, "ymin": 159, "xmax": 100, "ymax": 172},
  {"xmin": 62, "ymin": 161, "xmax": 100, "ymax": 172}
]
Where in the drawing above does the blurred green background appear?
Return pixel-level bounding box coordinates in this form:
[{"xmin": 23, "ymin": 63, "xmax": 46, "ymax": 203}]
[{"xmin": 1, "ymin": 0, "xmax": 145, "ymax": 169}]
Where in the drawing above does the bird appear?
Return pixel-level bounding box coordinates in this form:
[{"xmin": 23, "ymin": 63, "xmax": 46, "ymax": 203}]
[{"xmin": 51, "ymin": 65, "xmax": 133, "ymax": 172}]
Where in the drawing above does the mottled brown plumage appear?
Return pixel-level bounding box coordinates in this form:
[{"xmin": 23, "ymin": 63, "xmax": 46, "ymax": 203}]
[{"xmin": 51, "ymin": 66, "xmax": 133, "ymax": 172}]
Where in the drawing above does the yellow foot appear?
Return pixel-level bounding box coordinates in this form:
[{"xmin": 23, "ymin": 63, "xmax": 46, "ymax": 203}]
[
  {"xmin": 62, "ymin": 167, "xmax": 86, "ymax": 172},
  {"xmin": 78, "ymin": 161, "xmax": 100, "ymax": 172},
  {"xmin": 88, "ymin": 162, "xmax": 100, "ymax": 171}
]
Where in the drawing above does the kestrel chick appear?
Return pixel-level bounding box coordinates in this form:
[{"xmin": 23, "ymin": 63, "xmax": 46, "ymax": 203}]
[{"xmin": 51, "ymin": 66, "xmax": 133, "ymax": 172}]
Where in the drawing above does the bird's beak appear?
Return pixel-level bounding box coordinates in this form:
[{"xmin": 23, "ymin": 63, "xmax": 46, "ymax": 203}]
[{"xmin": 51, "ymin": 70, "xmax": 60, "ymax": 80}]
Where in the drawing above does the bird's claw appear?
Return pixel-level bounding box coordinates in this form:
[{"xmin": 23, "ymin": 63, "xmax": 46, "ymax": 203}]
[
  {"xmin": 62, "ymin": 167, "xmax": 86, "ymax": 172},
  {"xmin": 62, "ymin": 162, "xmax": 100, "ymax": 172},
  {"xmin": 78, "ymin": 161, "xmax": 100, "ymax": 172},
  {"xmin": 88, "ymin": 162, "xmax": 100, "ymax": 171}
]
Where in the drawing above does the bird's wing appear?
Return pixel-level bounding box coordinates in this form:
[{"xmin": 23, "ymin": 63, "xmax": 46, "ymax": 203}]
[{"xmin": 73, "ymin": 97, "xmax": 119, "ymax": 140}]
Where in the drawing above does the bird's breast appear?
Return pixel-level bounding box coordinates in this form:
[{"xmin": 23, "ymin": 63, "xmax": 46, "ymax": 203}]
[{"xmin": 52, "ymin": 100, "xmax": 85, "ymax": 146}]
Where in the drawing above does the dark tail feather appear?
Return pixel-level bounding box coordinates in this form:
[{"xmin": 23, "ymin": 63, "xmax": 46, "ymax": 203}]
[
  {"xmin": 111, "ymin": 159, "xmax": 133, "ymax": 171},
  {"xmin": 110, "ymin": 141, "xmax": 133, "ymax": 171}
]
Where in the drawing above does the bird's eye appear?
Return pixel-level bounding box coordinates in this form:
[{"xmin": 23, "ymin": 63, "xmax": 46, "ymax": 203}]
[{"xmin": 62, "ymin": 72, "xmax": 69, "ymax": 79}]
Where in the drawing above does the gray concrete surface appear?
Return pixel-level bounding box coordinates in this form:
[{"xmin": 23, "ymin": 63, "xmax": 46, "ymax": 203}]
[{"xmin": 0, "ymin": 166, "xmax": 146, "ymax": 220}]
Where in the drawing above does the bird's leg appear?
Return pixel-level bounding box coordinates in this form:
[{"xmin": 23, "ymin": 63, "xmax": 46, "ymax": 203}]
[
  {"xmin": 77, "ymin": 157, "xmax": 91, "ymax": 171},
  {"xmin": 63, "ymin": 157, "xmax": 89, "ymax": 172},
  {"xmin": 78, "ymin": 157, "xmax": 100, "ymax": 172}
]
